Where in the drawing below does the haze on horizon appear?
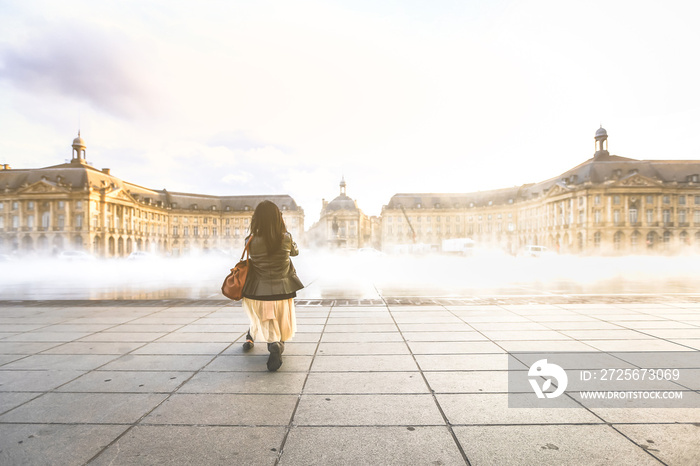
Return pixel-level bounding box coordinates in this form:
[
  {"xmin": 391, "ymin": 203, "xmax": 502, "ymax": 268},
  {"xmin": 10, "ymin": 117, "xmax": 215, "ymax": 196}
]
[{"xmin": 1, "ymin": 0, "xmax": 700, "ymax": 226}]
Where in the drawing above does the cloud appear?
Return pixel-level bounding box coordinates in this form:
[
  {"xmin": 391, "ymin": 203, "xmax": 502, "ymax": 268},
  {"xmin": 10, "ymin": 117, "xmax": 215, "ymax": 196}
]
[{"xmin": 0, "ymin": 21, "xmax": 158, "ymax": 118}]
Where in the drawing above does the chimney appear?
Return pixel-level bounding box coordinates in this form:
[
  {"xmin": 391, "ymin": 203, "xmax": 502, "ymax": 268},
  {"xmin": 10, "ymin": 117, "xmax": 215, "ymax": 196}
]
[{"xmin": 102, "ymin": 168, "xmax": 111, "ymax": 175}]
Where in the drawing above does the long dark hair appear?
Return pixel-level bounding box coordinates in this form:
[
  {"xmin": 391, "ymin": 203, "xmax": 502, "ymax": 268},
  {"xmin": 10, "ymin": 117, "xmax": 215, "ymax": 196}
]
[{"xmin": 250, "ymin": 200, "xmax": 287, "ymax": 253}]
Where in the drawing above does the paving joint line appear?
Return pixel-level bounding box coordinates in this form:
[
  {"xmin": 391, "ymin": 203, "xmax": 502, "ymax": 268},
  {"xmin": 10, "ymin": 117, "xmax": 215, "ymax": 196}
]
[
  {"xmin": 82, "ymin": 304, "xmax": 244, "ymax": 465},
  {"xmin": 0, "ymin": 304, "xmax": 181, "ymax": 417},
  {"xmin": 273, "ymin": 302, "xmax": 331, "ymax": 465},
  {"xmin": 379, "ymin": 289, "xmax": 472, "ymax": 466}
]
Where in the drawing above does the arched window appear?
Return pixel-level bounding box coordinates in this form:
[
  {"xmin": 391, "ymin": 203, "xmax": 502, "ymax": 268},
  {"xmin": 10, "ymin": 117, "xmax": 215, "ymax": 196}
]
[
  {"xmin": 594, "ymin": 232, "xmax": 601, "ymax": 248},
  {"xmin": 663, "ymin": 231, "xmax": 672, "ymax": 249},
  {"xmin": 630, "ymin": 231, "xmax": 639, "ymax": 251},
  {"xmin": 646, "ymin": 232, "xmax": 655, "ymax": 249},
  {"xmin": 614, "ymin": 231, "xmax": 624, "ymax": 250}
]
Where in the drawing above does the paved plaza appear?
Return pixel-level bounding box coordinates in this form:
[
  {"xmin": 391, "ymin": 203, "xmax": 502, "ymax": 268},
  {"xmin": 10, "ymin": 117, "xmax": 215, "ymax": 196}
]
[{"xmin": 1, "ymin": 297, "xmax": 700, "ymax": 465}]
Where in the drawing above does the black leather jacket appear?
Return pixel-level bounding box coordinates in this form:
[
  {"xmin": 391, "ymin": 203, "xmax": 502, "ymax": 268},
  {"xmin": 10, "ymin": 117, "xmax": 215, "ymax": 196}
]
[{"xmin": 242, "ymin": 232, "xmax": 304, "ymax": 300}]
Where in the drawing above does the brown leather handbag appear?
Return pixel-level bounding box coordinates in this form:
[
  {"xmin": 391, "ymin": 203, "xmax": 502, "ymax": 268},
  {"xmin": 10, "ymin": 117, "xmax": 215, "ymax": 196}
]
[{"xmin": 221, "ymin": 236, "xmax": 252, "ymax": 300}]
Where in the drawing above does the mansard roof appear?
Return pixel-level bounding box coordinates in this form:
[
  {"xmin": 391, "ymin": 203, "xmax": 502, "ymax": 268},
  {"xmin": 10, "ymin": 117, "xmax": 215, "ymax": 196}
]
[
  {"xmin": 0, "ymin": 162, "xmax": 302, "ymax": 213},
  {"xmin": 385, "ymin": 155, "xmax": 700, "ymax": 210}
]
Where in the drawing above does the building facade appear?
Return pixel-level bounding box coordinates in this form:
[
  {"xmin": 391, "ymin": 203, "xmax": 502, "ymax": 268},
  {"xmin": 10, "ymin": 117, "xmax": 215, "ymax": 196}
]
[
  {"xmin": 381, "ymin": 127, "xmax": 700, "ymax": 254},
  {"xmin": 306, "ymin": 178, "xmax": 372, "ymax": 249},
  {"xmin": 0, "ymin": 134, "xmax": 304, "ymax": 257}
]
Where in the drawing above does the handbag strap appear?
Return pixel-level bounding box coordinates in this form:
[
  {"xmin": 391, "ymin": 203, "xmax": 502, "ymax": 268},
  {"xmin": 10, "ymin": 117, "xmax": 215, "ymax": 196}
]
[{"xmin": 240, "ymin": 235, "xmax": 253, "ymax": 261}]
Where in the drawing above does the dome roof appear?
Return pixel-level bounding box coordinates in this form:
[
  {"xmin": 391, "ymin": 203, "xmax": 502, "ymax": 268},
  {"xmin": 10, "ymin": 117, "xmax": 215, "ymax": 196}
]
[
  {"xmin": 325, "ymin": 194, "xmax": 357, "ymax": 211},
  {"xmin": 72, "ymin": 133, "xmax": 86, "ymax": 147},
  {"xmin": 595, "ymin": 126, "xmax": 607, "ymax": 138}
]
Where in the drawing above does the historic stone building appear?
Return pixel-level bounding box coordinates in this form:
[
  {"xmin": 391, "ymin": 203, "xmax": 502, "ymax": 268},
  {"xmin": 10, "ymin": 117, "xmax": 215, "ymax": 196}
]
[
  {"xmin": 306, "ymin": 178, "xmax": 372, "ymax": 249},
  {"xmin": 0, "ymin": 134, "xmax": 304, "ymax": 257},
  {"xmin": 381, "ymin": 127, "xmax": 700, "ymax": 254}
]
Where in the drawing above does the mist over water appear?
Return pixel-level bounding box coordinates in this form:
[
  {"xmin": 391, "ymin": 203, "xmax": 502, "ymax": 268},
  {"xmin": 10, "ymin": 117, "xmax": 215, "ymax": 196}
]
[{"xmin": 0, "ymin": 250, "xmax": 698, "ymax": 300}]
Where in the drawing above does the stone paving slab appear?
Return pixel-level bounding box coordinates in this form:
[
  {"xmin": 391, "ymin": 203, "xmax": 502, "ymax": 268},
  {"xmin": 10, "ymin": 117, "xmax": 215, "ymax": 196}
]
[
  {"xmin": 453, "ymin": 425, "xmax": 662, "ymax": 466},
  {"xmin": 90, "ymin": 426, "xmax": 285, "ymax": 466},
  {"xmin": 1, "ymin": 299, "xmax": 700, "ymax": 465},
  {"xmin": 0, "ymin": 392, "xmax": 168, "ymax": 424},
  {"xmin": 0, "ymin": 424, "xmax": 130, "ymax": 466},
  {"xmin": 278, "ymin": 426, "xmax": 465, "ymax": 466},
  {"xmin": 613, "ymin": 424, "xmax": 700, "ymax": 465}
]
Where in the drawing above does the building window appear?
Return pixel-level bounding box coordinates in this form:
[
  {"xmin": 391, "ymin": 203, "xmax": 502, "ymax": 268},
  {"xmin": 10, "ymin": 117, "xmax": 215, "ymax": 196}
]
[
  {"xmin": 613, "ymin": 195, "xmax": 621, "ymax": 205},
  {"xmin": 12, "ymin": 201, "xmax": 19, "ymax": 210},
  {"xmin": 663, "ymin": 209, "xmax": 671, "ymax": 224},
  {"xmin": 58, "ymin": 215, "xmax": 65, "ymax": 230},
  {"xmin": 594, "ymin": 232, "xmax": 601, "ymax": 248},
  {"xmin": 629, "ymin": 209, "xmax": 638, "ymax": 224},
  {"xmin": 594, "ymin": 195, "xmax": 601, "ymax": 205},
  {"xmin": 184, "ymin": 226, "xmax": 189, "ymax": 236},
  {"xmin": 695, "ymin": 195, "xmax": 700, "ymax": 205},
  {"xmin": 646, "ymin": 209, "xmax": 653, "ymax": 224},
  {"xmin": 695, "ymin": 210, "xmax": 700, "ymax": 224},
  {"xmin": 76, "ymin": 201, "xmax": 82, "ymax": 209},
  {"xmin": 42, "ymin": 212, "xmax": 50, "ymax": 228},
  {"xmin": 27, "ymin": 201, "xmax": 35, "ymax": 209},
  {"xmin": 679, "ymin": 195, "xmax": 686, "ymax": 205},
  {"xmin": 27, "ymin": 215, "xmax": 34, "ymax": 228},
  {"xmin": 13, "ymin": 216, "xmax": 19, "ymax": 228},
  {"xmin": 193, "ymin": 226, "xmax": 199, "ymax": 236},
  {"xmin": 646, "ymin": 195, "xmax": 654, "ymax": 204},
  {"xmin": 614, "ymin": 231, "xmax": 623, "ymax": 250},
  {"xmin": 75, "ymin": 214, "xmax": 82, "ymax": 228},
  {"xmin": 594, "ymin": 210, "xmax": 602, "ymax": 225},
  {"xmin": 679, "ymin": 210, "xmax": 687, "ymax": 224},
  {"xmin": 631, "ymin": 231, "xmax": 639, "ymax": 251},
  {"xmin": 663, "ymin": 195, "xmax": 670, "ymax": 204},
  {"xmin": 613, "ymin": 210, "xmax": 621, "ymax": 225},
  {"xmin": 173, "ymin": 226, "xmax": 178, "ymax": 235},
  {"xmin": 646, "ymin": 232, "xmax": 655, "ymax": 249},
  {"xmin": 212, "ymin": 227, "xmax": 217, "ymax": 236},
  {"xmin": 225, "ymin": 227, "xmax": 231, "ymax": 236}
]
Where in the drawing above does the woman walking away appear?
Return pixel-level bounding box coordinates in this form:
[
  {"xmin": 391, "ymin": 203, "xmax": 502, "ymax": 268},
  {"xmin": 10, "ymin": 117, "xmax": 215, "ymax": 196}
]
[{"xmin": 241, "ymin": 200, "xmax": 304, "ymax": 371}]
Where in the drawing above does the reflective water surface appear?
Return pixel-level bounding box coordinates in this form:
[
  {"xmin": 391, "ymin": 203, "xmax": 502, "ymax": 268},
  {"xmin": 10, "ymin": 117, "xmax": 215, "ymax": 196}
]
[{"xmin": 1, "ymin": 250, "xmax": 698, "ymax": 300}]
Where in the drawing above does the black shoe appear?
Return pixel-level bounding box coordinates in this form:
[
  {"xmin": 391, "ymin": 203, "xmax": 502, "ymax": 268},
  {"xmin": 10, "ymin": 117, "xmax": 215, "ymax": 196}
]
[
  {"xmin": 242, "ymin": 331, "xmax": 254, "ymax": 352},
  {"xmin": 267, "ymin": 342, "xmax": 283, "ymax": 371}
]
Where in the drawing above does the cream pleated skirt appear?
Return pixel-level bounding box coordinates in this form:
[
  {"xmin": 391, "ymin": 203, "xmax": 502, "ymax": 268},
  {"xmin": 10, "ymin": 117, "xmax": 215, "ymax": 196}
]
[{"xmin": 242, "ymin": 297, "xmax": 296, "ymax": 343}]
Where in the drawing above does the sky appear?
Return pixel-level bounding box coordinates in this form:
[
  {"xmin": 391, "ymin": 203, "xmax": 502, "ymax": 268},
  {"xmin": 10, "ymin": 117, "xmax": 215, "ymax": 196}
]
[{"xmin": 1, "ymin": 0, "xmax": 700, "ymax": 227}]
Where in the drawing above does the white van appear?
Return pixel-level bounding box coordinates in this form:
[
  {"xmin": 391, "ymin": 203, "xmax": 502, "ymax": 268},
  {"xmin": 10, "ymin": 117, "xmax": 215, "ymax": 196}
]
[{"xmin": 521, "ymin": 245, "xmax": 548, "ymax": 257}]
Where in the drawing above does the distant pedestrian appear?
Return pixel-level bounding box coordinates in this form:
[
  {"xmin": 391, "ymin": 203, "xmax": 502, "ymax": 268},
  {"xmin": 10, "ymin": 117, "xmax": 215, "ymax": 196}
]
[{"xmin": 241, "ymin": 200, "xmax": 304, "ymax": 371}]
